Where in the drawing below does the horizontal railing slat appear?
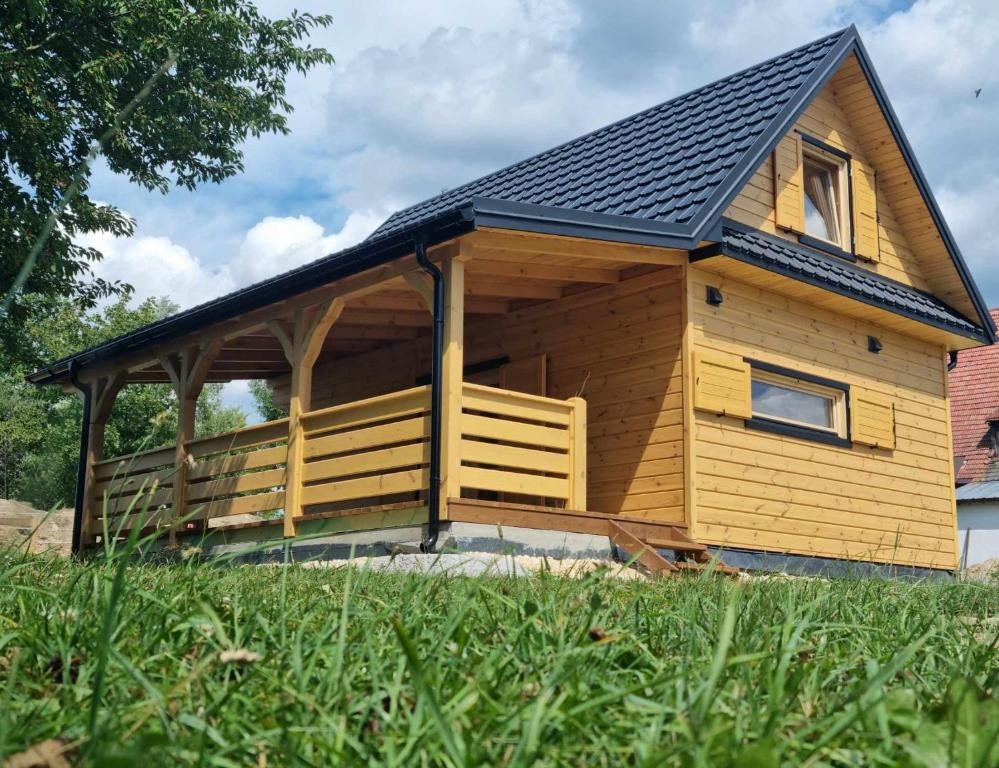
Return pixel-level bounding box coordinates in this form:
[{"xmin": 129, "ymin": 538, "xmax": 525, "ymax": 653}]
[
  {"xmin": 462, "ymin": 383, "xmax": 572, "ymax": 425},
  {"xmin": 185, "ymin": 418, "xmax": 289, "ymax": 458},
  {"xmin": 461, "ymin": 466, "xmax": 569, "ymax": 499},
  {"xmin": 301, "ymin": 468, "xmax": 427, "ymax": 506},
  {"xmin": 188, "ymin": 445, "xmax": 287, "ymax": 481},
  {"xmin": 305, "ymin": 415, "xmax": 429, "ymax": 459},
  {"xmin": 460, "ymin": 439, "xmax": 568, "ymax": 474},
  {"xmin": 94, "ymin": 470, "xmax": 174, "ymax": 499},
  {"xmin": 187, "ymin": 467, "xmax": 287, "ymax": 503},
  {"xmin": 98, "ymin": 506, "xmax": 173, "ymax": 533},
  {"xmin": 94, "ymin": 445, "xmax": 175, "ymax": 480},
  {"xmin": 102, "ymin": 486, "xmax": 172, "ymax": 517},
  {"xmin": 461, "ymin": 413, "xmax": 567, "ymax": 449},
  {"xmin": 304, "ymin": 442, "xmax": 429, "ymax": 484},
  {"xmin": 302, "ymin": 386, "xmax": 431, "ymax": 436},
  {"xmin": 188, "ymin": 491, "xmax": 285, "ymax": 518}
]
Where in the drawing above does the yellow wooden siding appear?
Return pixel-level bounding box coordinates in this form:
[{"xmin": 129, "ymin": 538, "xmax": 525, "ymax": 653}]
[
  {"xmin": 282, "ymin": 268, "xmax": 686, "ymax": 523},
  {"xmin": 726, "ymin": 77, "xmax": 930, "ymax": 290},
  {"xmin": 689, "ymin": 267, "xmax": 956, "ymax": 570}
]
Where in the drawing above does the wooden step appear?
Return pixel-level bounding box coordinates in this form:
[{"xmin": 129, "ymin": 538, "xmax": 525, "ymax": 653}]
[
  {"xmin": 645, "ymin": 537, "xmax": 707, "ymax": 553},
  {"xmin": 607, "ymin": 522, "xmax": 678, "ymax": 574},
  {"xmin": 644, "ymin": 526, "xmax": 740, "ymax": 577}
]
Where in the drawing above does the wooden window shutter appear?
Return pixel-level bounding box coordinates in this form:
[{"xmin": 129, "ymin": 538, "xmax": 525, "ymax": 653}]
[
  {"xmin": 692, "ymin": 349, "xmax": 752, "ymax": 420},
  {"xmin": 851, "ymin": 159, "xmax": 880, "ymax": 261},
  {"xmin": 850, "ymin": 387, "xmax": 895, "ymax": 449},
  {"xmin": 773, "ymin": 133, "xmax": 805, "ymax": 233}
]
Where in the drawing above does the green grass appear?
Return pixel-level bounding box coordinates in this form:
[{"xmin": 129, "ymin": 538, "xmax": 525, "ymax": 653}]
[{"xmin": 0, "ymin": 542, "xmax": 997, "ymax": 766}]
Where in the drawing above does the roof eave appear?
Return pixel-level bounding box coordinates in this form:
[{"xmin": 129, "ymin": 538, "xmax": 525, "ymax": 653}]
[
  {"xmin": 695, "ymin": 236, "xmax": 988, "ymax": 345},
  {"xmin": 26, "ymin": 203, "xmax": 478, "ymax": 387},
  {"xmin": 469, "ymin": 196, "xmax": 699, "ymax": 250}
]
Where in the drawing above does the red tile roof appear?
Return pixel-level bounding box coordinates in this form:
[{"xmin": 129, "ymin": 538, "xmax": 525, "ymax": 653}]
[{"xmin": 950, "ymin": 308, "xmax": 999, "ymax": 483}]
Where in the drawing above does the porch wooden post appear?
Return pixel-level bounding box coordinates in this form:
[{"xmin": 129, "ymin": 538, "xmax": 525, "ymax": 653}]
[
  {"xmin": 79, "ymin": 372, "xmax": 126, "ymax": 548},
  {"xmin": 439, "ymin": 256, "xmax": 465, "ymax": 519},
  {"xmin": 159, "ymin": 341, "xmax": 221, "ymax": 546},
  {"xmin": 269, "ymin": 298, "xmax": 344, "ymax": 536},
  {"xmin": 567, "ymin": 397, "xmax": 587, "ymax": 510}
]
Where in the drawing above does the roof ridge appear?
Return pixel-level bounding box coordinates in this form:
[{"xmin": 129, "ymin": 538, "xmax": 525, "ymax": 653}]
[{"xmin": 371, "ymin": 26, "xmax": 852, "ymax": 238}]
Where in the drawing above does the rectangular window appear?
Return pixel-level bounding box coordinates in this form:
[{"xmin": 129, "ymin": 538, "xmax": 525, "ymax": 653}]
[
  {"xmin": 746, "ymin": 362, "xmax": 849, "ymax": 445},
  {"xmin": 803, "ymin": 149, "xmax": 847, "ymax": 247}
]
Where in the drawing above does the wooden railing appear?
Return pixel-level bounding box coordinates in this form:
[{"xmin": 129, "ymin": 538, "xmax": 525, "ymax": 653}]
[
  {"xmin": 459, "ymin": 383, "xmax": 586, "ymax": 509},
  {"xmin": 299, "ymin": 386, "xmax": 431, "ymax": 513},
  {"xmin": 92, "ymin": 418, "xmax": 288, "ymax": 534},
  {"xmin": 92, "ymin": 444, "xmax": 176, "ymax": 528},
  {"xmin": 89, "ymin": 382, "xmax": 585, "ymax": 541},
  {"xmin": 182, "ymin": 418, "xmax": 289, "ymax": 521}
]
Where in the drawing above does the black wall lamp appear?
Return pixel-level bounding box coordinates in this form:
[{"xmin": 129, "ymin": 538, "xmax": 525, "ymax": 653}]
[
  {"xmin": 867, "ymin": 336, "xmax": 882, "ymax": 354},
  {"xmin": 706, "ymin": 286, "xmax": 724, "ymax": 306}
]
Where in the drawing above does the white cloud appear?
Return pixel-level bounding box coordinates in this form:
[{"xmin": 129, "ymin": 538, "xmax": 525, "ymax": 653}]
[
  {"xmin": 80, "ymin": 0, "xmax": 999, "ymax": 310},
  {"xmin": 232, "ymin": 210, "xmax": 386, "ymax": 286},
  {"xmin": 84, "ymin": 209, "xmax": 387, "ymax": 310}
]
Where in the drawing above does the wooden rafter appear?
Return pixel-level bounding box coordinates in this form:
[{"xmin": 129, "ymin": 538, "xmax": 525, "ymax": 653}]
[{"xmin": 465, "ymin": 277, "xmax": 563, "ymax": 301}]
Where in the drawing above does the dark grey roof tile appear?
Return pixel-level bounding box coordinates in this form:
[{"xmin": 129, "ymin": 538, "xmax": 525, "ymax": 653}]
[
  {"xmin": 719, "ymin": 226, "xmax": 981, "ymax": 336},
  {"xmin": 371, "ymin": 29, "xmax": 847, "ymax": 238}
]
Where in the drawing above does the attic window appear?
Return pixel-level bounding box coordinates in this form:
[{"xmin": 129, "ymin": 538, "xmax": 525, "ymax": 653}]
[{"xmin": 803, "ymin": 150, "xmax": 847, "ymax": 247}]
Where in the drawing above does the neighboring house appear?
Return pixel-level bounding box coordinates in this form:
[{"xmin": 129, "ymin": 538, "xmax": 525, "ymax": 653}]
[
  {"xmin": 949, "ymin": 310, "xmax": 999, "ymax": 567},
  {"xmin": 29, "ymin": 26, "xmax": 996, "ymax": 575}
]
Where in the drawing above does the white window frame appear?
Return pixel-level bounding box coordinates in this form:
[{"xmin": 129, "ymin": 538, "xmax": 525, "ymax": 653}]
[
  {"xmin": 750, "ymin": 368, "xmax": 848, "ymax": 439},
  {"xmin": 802, "ymin": 144, "xmax": 849, "ymax": 249}
]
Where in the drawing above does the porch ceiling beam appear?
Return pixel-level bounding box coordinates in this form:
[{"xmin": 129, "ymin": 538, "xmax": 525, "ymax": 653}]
[
  {"xmin": 465, "ymin": 277, "xmax": 564, "ymax": 301},
  {"xmin": 328, "ymin": 325, "xmax": 423, "ymax": 341},
  {"xmin": 215, "ymin": 349, "xmax": 289, "ymax": 362},
  {"xmin": 467, "ymin": 257, "xmax": 620, "ymax": 284},
  {"xmin": 338, "ymin": 310, "xmax": 432, "ymax": 327}
]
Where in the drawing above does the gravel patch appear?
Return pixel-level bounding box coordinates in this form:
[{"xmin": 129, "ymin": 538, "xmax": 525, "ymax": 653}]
[{"xmin": 301, "ymin": 551, "xmax": 648, "ymax": 580}]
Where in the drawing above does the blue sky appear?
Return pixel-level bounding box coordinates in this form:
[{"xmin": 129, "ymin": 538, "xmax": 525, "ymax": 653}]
[{"xmin": 82, "ymin": 0, "xmax": 999, "ymax": 415}]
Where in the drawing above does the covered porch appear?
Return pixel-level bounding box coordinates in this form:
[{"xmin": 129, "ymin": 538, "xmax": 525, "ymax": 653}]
[{"xmin": 74, "ymin": 228, "xmax": 696, "ymax": 565}]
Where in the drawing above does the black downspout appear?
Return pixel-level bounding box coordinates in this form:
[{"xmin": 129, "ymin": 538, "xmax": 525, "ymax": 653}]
[
  {"xmin": 69, "ymin": 361, "xmax": 91, "ymax": 557},
  {"xmin": 416, "ymin": 237, "xmax": 444, "ymax": 553},
  {"xmin": 947, "ymin": 351, "xmax": 958, "ymax": 371}
]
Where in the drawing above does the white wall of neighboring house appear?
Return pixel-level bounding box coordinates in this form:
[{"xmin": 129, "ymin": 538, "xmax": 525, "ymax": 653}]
[{"xmin": 957, "ymin": 502, "xmax": 999, "ymax": 568}]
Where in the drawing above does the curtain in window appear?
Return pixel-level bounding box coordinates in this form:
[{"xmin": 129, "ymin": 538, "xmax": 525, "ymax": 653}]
[{"xmin": 804, "ymin": 165, "xmax": 839, "ymax": 242}]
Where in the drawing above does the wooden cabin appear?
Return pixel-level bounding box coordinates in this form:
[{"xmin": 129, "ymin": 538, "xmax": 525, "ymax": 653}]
[{"xmin": 29, "ymin": 27, "xmax": 995, "ymax": 573}]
